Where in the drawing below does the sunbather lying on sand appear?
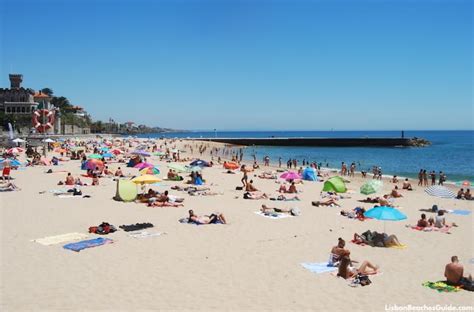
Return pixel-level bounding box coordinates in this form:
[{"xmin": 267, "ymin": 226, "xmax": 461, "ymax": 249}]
[
  {"xmin": 188, "ymin": 209, "xmax": 227, "ymax": 224},
  {"xmin": 353, "ymin": 230, "xmax": 402, "ymax": 247},
  {"xmin": 340, "ymin": 207, "xmax": 366, "ymax": 220},
  {"xmin": 312, "ymin": 198, "xmax": 340, "ymax": 207},
  {"xmin": 258, "ymin": 172, "xmax": 276, "ymax": 179},
  {"xmin": 148, "ymin": 201, "xmax": 184, "ymax": 207},
  {"xmin": 337, "ymin": 251, "xmax": 379, "ymax": 279},
  {"xmin": 270, "ymin": 195, "xmax": 300, "ymax": 201},
  {"xmin": 0, "ymin": 182, "xmax": 20, "ymax": 191},
  {"xmin": 260, "ymin": 204, "xmax": 300, "ymax": 216},
  {"xmin": 171, "ymin": 185, "xmax": 210, "ymax": 192},
  {"xmin": 243, "ymin": 192, "xmax": 268, "ymax": 200}
]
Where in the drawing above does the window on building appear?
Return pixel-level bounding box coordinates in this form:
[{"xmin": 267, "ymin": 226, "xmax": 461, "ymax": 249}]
[
  {"xmin": 6, "ymin": 107, "xmax": 11, "ymax": 113},
  {"xmin": 22, "ymin": 107, "xmax": 26, "ymax": 113}
]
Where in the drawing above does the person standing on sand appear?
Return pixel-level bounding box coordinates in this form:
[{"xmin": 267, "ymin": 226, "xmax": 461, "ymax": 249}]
[
  {"xmin": 430, "ymin": 171, "xmax": 436, "ymax": 185},
  {"xmin": 423, "ymin": 170, "xmax": 428, "ymax": 187},
  {"xmin": 241, "ymin": 165, "xmax": 248, "ymax": 187},
  {"xmin": 350, "ymin": 162, "xmax": 356, "ymax": 177},
  {"xmin": 279, "ymin": 157, "xmax": 282, "ymax": 168},
  {"xmin": 418, "ymin": 169, "xmax": 423, "ymax": 186}
]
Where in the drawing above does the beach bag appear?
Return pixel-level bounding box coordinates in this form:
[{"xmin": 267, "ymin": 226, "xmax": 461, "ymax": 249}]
[
  {"xmin": 89, "ymin": 222, "xmax": 117, "ymax": 235},
  {"xmin": 290, "ymin": 208, "xmax": 301, "ymax": 216},
  {"xmin": 235, "ymin": 186, "xmax": 243, "ymax": 190}
]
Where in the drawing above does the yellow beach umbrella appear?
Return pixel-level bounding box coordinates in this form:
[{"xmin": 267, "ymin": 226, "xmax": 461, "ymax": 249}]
[{"xmin": 131, "ymin": 174, "xmax": 161, "ymax": 184}]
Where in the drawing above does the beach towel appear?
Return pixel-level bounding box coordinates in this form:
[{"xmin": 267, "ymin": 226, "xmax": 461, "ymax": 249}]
[
  {"xmin": 301, "ymin": 262, "xmax": 337, "ymax": 274},
  {"xmin": 409, "ymin": 226, "xmax": 452, "ymax": 234},
  {"xmin": 128, "ymin": 231, "xmax": 162, "ymax": 239},
  {"xmin": 422, "ymin": 281, "xmax": 461, "ymax": 293},
  {"xmin": 449, "ymin": 210, "xmax": 471, "ymax": 216},
  {"xmin": 119, "ymin": 223, "xmax": 154, "ymax": 232},
  {"xmin": 32, "ymin": 232, "xmax": 89, "ymax": 246},
  {"xmin": 63, "ymin": 237, "xmax": 113, "ymax": 252},
  {"xmin": 254, "ymin": 211, "xmax": 292, "ymax": 219},
  {"xmin": 388, "ymin": 244, "xmax": 407, "ymax": 249}
]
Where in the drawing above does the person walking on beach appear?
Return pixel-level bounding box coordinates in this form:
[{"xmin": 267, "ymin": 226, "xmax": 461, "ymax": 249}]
[
  {"xmin": 287, "ymin": 159, "xmax": 292, "ymax": 169},
  {"xmin": 418, "ymin": 169, "xmax": 423, "ymax": 186},
  {"xmin": 439, "ymin": 171, "xmax": 446, "ymax": 185},
  {"xmin": 278, "ymin": 157, "xmax": 282, "ymax": 168}
]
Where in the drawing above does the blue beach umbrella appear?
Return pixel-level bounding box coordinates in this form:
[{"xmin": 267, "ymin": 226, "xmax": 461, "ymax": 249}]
[
  {"xmin": 102, "ymin": 152, "xmax": 114, "ymax": 158},
  {"xmin": 364, "ymin": 206, "xmax": 407, "ymax": 233},
  {"xmin": 0, "ymin": 159, "xmax": 22, "ymax": 167}
]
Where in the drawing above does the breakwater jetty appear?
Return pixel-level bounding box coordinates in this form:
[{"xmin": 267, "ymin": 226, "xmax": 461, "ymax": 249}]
[{"xmin": 189, "ymin": 137, "xmax": 430, "ymax": 147}]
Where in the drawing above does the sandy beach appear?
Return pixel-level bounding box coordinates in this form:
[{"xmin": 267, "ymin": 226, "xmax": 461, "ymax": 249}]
[{"xmin": 0, "ymin": 138, "xmax": 472, "ymax": 311}]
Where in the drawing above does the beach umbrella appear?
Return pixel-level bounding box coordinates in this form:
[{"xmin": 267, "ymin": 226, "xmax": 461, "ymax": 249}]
[
  {"xmin": 425, "ymin": 185, "xmax": 456, "ymax": 199},
  {"xmin": 6, "ymin": 147, "xmax": 24, "ymax": 154},
  {"xmin": 84, "ymin": 159, "xmax": 104, "ymax": 170},
  {"xmin": 134, "ymin": 162, "xmax": 154, "ymax": 169},
  {"xmin": 360, "ymin": 180, "xmax": 383, "ymax": 195},
  {"xmin": 131, "ymin": 174, "xmax": 161, "ymax": 184},
  {"xmin": 224, "ymin": 162, "xmax": 239, "ymax": 170},
  {"xmin": 87, "ymin": 154, "xmax": 103, "ymax": 159},
  {"xmin": 280, "ymin": 171, "xmax": 301, "ymax": 181},
  {"xmin": 100, "ymin": 147, "xmax": 110, "ymax": 152},
  {"xmin": 188, "ymin": 166, "xmax": 203, "ymax": 172},
  {"xmin": 131, "ymin": 150, "xmax": 151, "ymax": 157},
  {"xmin": 456, "ymin": 180, "xmax": 471, "ymax": 188},
  {"xmin": 168, "ymin": 163, "xmax": 189, "ymax": 173},
  {"xmin": 0, "ymin": 159, "xmax": 21, "ymax": 168},
  {"xmin": 111, "ymin": 149, "xmax": 123, "ymax": 155},
  {"xmin": 12, "ymin": 138, "xmax": 26, "ymax": 143},
  {"xmin": 153, "ymin": 151, "xmax": 166, "ymax": 156},
  {"xmin": 42, "ymin": 138, "xmax": 55, "ymax": 143},
  {"xmin": 139, "ymin": 167, "xmax": 160, "ymax": 175},
  {"xmin": 54, "ymin": 148, "xmax": 67, "ymax": 153},
  {"xmin": 190, "ymin": 159, "xmax": 209, "ymax": 167},
  {"xmin": 101, "ymin": 152, "xmax": 114, "ymax": 158},
  {"xmin": 364, "ymin": 206, "xmax": 407, "ymax": 233}
]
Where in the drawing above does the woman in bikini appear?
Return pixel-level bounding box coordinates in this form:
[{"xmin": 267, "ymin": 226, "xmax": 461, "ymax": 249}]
[{"xmin": 337, "ymin": 251, "xmax": 379, "ymax": 279}]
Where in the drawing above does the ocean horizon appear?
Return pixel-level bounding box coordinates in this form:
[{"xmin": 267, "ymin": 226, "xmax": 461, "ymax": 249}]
[{"xmin": 137, "ymin": 130, "xmax": 474, "ymax": 182}]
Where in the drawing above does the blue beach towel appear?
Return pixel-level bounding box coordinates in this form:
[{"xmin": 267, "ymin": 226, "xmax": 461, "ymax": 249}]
[
  {"xmin": 63, "ymin": 238, "xmax": 113, "ymax": 252},
  {"xmin": 301, "ymin": 262, "xmax": 337, "ymax": 274},
  {"xmin": 450, "ymin": 210, "xmax": 471, "ymax": 216}
]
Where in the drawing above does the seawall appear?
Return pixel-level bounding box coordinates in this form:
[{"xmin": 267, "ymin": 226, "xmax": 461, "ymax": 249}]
[{"xmin": 188, "ymin": 137, "xmax": 430, "ymax": 147}]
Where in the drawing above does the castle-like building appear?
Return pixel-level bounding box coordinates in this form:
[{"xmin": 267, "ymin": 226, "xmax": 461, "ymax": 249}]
[{"xmin": 0, "ymin": 74, "xmax": 39, "ymax": 114}]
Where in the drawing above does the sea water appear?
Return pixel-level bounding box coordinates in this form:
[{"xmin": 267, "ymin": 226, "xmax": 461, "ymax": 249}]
[{"xmin": 138, "ymin": 130, "xmax": 473, "ymax": 182}]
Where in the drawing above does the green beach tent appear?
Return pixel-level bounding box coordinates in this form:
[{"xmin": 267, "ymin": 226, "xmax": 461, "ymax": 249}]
[
  {"xmin": 114, "ymin": 180, "xmax": 137, "ymax": 202},
  {"xmin": 360, "ymin": 180, "xmax": 383, "ymax": 195},
  {"xmin": 322, "ymin": 176, "xmax": 347, "ymax": 193}
]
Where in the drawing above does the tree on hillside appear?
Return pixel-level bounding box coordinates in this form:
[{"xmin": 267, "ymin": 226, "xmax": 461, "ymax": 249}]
[
  {"xmin": 41, "ymin": 88, "xmax": 54, "ymax": 96},
  {"xmin": 51, "ymin": 96, "xmax": 73, "ymax": 111}
]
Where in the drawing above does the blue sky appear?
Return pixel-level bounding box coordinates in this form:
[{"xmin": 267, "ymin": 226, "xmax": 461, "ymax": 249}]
[{"xmin": 1, "ymin": 0, "xmax": 472, "ymax": 130}]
